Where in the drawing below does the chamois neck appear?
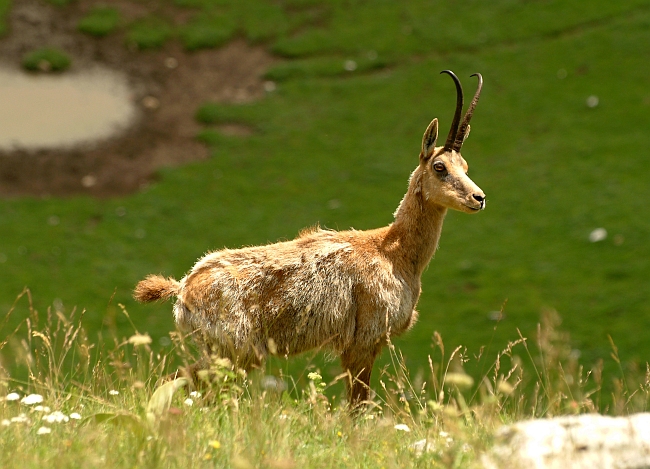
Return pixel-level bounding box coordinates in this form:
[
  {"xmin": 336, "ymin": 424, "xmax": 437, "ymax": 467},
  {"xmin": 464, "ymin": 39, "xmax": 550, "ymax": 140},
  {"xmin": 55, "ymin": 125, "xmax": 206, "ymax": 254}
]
[{"xmin": 385, "ymin": 168, "xmax": 447, "ymax": 276}]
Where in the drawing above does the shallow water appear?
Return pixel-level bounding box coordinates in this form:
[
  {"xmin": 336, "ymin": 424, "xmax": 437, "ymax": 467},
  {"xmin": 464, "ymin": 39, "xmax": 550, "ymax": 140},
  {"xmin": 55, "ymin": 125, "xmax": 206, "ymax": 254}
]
[{"xmin": 0, "ymin": 66, "xmax": 137, "ymax": 151}]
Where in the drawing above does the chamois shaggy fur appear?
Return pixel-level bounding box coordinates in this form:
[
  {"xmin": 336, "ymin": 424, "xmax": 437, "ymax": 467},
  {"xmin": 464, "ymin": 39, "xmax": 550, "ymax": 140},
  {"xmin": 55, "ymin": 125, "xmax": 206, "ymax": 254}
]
[{"xmin": 134, "ymin": 71, "xmax": 486, "ymax": 407}]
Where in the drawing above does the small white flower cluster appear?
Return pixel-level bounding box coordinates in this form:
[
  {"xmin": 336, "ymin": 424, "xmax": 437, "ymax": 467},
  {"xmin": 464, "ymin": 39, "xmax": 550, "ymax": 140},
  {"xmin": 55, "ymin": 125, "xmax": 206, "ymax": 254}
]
[
  {"xmin": 2, "ymin": 414, "xmax": 31, "ymax": 426},
  {"xmin": 21, "ymin": 394, "xmax": 44, "ymax": 405},
  {"xmin": 43, "ymin": 411, "xmax": 69, "ymax": 423},
  {"xmin": 410, "ymin": 430, "xmax": 458, "ymax": 456},
  {"xmin": 2, "ymin": 392, "xmax": 82, "ymax": 434},
  {"xmin": 183, "ymin": 391, "xmax": 202, "ymax": 407},
  {"xmin": 439, "ymin": 430, "xmax": 454, "ymax": 446}
]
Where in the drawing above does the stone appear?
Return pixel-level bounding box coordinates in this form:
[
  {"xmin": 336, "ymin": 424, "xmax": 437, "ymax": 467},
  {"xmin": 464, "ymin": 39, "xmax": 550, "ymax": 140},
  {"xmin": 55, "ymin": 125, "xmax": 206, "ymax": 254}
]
[{"xmin": 483, "ymin": 413, "xmax": 650, "ymax": 469}]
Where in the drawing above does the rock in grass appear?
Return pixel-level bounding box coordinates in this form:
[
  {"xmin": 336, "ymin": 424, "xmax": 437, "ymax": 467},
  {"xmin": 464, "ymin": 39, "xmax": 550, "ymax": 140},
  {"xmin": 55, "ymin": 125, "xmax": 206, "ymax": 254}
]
[{"xmin": 483, "ymin": 413, "xmax": 650, "ymax": 469}]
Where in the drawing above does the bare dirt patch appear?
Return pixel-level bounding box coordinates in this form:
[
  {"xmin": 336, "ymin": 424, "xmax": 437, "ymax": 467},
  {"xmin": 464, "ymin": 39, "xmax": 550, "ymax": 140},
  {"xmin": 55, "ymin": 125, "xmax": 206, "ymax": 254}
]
[{"xmin": 0, "ymin": 0, "xmax": 275, "ymax": 197}]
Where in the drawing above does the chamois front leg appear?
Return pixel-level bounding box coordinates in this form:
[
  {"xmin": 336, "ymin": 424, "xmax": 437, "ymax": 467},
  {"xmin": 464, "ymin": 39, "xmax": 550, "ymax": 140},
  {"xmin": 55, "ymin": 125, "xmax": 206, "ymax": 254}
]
[{"xmin": 340, "ymin": 344, "xmax": 382, "ymax": 409}]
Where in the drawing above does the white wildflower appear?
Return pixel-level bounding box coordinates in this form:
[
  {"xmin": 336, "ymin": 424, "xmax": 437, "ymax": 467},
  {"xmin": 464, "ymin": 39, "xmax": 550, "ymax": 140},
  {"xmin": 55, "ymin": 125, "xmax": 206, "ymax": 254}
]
[
  {"xmin": 21, "ymin": 394, "xmax": 44, "ymax": 405},
  {"xmin": 33, "ymin": 405, "xmax": 51, "ymax": 413},
  {"xmin": 411, "ymin": 439, "xmax": 434, "ymax": 456},
  {"xmin": 69, "ymin": 412, "xmax": 82, "ymax": 420},
  {"xmin": 5, "ymin": 392, "xmax": 20, "ymax": 402},
  {"xmin": 440, "ymin": 430, "xmax": 454, "ymax": 446},
  {"xmin": 36, "ymin": 426, "xmax": 51, "ymax": 435},
  {"xmin": 394, "ymin": 424, "xmax": 411, "ymax": 432},
  {"xmin": 108, "ymin": 390, "xmax": 119, "ymax": 396},
  {"xmin": 1, "ymin": 419, "xmax": 10, "ymax": 426},
  {"xmin": 43, "ymin": 411, "xmax": 69, "ymax": 423},
  {"xmin": 183, "ymin": 398, "xmax": 194, "ymax": 407},
  {"xmin": 11, "ymin": 414, "xmax": 30, "ymax": 424},
  {"xmin": 189, "ymin": 391, "xmax": 201, "ymax": 398}
]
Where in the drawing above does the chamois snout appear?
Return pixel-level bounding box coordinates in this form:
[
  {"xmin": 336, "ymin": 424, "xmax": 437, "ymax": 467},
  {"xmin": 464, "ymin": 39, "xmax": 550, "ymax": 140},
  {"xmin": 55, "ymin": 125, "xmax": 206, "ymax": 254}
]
[
  {"xmin": 452, "ymin": 170, "xmax": 485, "ymax": 213},
  {"xmin": 460, "ymin": 188, "xmax": 485, "ymax": 213},
  {"xmin": 473, "ymin": 193, "xmax": 486, "ymax": 210}
]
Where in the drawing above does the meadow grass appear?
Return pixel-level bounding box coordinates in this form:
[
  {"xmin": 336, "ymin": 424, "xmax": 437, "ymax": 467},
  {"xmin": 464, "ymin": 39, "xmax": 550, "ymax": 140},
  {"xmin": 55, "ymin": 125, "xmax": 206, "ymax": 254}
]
[
  {"xmin": 1, "ymin": 290, "xmax": 648, "ymax": 468},
  {"xmin": 0, "ymin": 0, "xmax": 9, "ymax": 36},
  {"xmin": 126, "ymin": 16, "xmax": 174, "ymax": 50},
  {"xmin": 21, "ymin": 47, "xmax": 71, "ymax": 72},
  {"xmin": 77, "ymin": 6, "xmax": 121, "ymax": 38},
  {"xmin": 1, "ymin": 0, "xmax": 650, "ymax": 423}
]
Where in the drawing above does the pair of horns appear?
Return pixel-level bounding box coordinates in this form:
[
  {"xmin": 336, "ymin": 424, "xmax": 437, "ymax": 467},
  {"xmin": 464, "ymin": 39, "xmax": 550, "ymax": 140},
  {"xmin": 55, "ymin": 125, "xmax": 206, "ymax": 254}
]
[{"xmin": 441, "ymin": 70, "xmax": 483, "ymax": 153}]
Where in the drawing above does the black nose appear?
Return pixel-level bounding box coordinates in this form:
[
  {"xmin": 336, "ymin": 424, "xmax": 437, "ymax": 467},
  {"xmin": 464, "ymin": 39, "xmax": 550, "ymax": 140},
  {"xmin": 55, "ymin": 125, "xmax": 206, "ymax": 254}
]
[{"xmin": 473, "ymin": 194, "xmax": 486, "ymax": 209}]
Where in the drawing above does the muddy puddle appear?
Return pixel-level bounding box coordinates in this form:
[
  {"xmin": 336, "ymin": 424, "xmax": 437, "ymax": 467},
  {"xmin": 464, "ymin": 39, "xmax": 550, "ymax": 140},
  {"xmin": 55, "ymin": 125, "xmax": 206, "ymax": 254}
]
[{"xmin": 0, "ymin": 66, "xmax": 137, "ymax": 151}]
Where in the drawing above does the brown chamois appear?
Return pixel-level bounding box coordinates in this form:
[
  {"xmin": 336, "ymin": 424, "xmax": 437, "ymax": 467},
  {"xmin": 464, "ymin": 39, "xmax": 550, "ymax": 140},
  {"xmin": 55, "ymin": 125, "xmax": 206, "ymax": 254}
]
[{"xmin": 134, "ymin": 70, "xmax": 486, "ymax": 407}]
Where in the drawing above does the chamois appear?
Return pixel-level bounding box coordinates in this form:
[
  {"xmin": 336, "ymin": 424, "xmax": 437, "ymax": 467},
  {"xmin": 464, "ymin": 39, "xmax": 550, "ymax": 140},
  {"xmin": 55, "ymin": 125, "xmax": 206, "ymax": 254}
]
[{"xmin": 134, "ymin": 70, "xmax": 486, "ymax": 407}]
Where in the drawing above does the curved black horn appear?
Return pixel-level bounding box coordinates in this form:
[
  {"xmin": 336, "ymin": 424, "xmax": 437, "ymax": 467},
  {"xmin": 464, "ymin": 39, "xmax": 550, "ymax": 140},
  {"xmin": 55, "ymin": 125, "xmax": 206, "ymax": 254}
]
[
  {"xmin": 440, "ymin": 70, "xmax": 464, "ymax": 152},
  {"xmin": 452, "ymin": 73, "xmax": 483, "ymax": 152}
]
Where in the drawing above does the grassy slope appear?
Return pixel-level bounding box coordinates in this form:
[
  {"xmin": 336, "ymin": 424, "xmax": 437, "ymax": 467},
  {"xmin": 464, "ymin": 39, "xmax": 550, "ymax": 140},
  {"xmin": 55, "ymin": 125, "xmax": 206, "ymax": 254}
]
[
  {"xmin": 1, "ymin": 301, "xmax": 644, "ymax": 469},
  {"xmin": 1, "ymin": 0, "xmax": 650, "ymax": 390}
]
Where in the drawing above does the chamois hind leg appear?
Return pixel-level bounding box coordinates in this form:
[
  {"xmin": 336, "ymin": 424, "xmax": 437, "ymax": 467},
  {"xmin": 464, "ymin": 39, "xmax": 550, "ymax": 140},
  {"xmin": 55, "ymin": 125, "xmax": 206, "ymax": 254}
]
[
  {"xmin": 341, "ymin": 344, "xmax": 382, "ymax": 410},
  {"xmin": 165, "ymin": 340, "xmax": 262, "ymax": 390},
  {"xmin": 161, "ymin": 353, "xmax": 211, "ymax": 387},
  {"xmin": 169, "ymin": 361, "xmax": 204, "ymax": 384}
]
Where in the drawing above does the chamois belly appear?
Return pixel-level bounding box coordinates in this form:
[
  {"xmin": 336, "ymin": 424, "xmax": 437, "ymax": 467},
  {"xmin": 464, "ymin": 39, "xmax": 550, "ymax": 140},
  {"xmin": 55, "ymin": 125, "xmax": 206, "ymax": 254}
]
[{"xmin": 174, "ymin": 239, "xmax": 359, "ymax": 362}]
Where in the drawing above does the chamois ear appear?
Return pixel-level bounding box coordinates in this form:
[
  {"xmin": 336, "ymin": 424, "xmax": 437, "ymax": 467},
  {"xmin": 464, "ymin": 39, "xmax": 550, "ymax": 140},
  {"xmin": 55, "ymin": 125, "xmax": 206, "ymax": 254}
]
[{"xmin": 421, "ymin": 118, "xmax": 438, "ymax": 161}]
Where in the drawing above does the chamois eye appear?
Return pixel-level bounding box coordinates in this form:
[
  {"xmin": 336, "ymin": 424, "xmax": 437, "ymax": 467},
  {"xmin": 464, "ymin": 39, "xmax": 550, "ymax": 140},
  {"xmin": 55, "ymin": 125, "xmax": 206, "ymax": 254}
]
[{"xmin": 433, "ymin": 162, "xmax": 446, "ymax": 173}]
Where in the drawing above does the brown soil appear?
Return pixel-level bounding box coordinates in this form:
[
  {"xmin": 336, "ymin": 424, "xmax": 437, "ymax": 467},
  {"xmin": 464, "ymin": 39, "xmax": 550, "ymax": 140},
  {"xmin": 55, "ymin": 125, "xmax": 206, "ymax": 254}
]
[{"xmin": 0, "ymin": 0, "xmax": 275, "ymax": 197}]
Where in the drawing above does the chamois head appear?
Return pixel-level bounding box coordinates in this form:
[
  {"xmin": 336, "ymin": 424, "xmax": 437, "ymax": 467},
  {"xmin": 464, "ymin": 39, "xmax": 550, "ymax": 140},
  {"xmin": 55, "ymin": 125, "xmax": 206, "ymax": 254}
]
[{"xmin": 418, "ymin": 70, "xmax": 486, "ymax": 214}]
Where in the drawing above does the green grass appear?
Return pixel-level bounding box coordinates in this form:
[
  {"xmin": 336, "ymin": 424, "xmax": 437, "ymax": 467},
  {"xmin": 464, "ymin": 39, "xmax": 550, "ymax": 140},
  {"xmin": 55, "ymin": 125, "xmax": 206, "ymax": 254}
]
[
  {"xmin": 45, "ymin": 0, "xmax": 73, "ymax": 6},
  {"xmin": 264, "ymin": 53, "xmax": 391, "ymax": 82},
  {"xmin": 21, "ymin": 47, "xmax": 71, "ymax": 72},
  {"xmin": 77, "ymin": 6, "xmax": 121, "ymax": 37},
  {"xmin": 126, "ymin": 16, "xmax": 173, "ymax": 50},
  {"xmin": 1, "ymin": 0, "xmax": 650, "ymax": 404},
  {"xmin": 0, "ymin": 297, "xmax": 647, "ymax": 468},
  {"xmin": 0, "ymin": 0, "xmax": 10, "ymax": 36},
  {"xmin": 179, "ymin": 12, "xmax": 237, "ymax": 50}
]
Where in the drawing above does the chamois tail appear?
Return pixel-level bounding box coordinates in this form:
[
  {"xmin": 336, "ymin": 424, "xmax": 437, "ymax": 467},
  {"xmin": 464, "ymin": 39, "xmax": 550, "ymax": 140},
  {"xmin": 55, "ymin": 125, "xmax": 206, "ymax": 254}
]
[{"xmin": 133, "ymin": 275, "xmax": 180, "ymax": 303}]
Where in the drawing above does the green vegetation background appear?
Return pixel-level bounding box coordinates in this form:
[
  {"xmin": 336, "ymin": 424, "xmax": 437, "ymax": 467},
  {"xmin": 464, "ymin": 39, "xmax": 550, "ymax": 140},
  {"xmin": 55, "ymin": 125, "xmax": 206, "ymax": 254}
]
[{"xmin": 1, "ymin": 0, "xmax": 649, "ymax": 387}]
